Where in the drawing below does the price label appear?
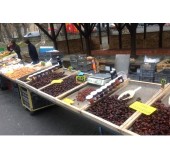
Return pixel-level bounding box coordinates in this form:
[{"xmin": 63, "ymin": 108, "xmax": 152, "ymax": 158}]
[
  {"xmin": 6, "ymin": 70, "xmax": 14, "ymax": 74},
  {"xmin": 76, "ymin": 75, "xmax": 86, "ymax": 83},
  {"xmin": 62, "ymin": 98, "xmax": 74, "ymax": 105},
  {"xmin": 68, "ymin": 66, "xmax": 73, "ymax": 71},
  {"xmin": 129, "ymin": 101, "xmax": 157, "ymax": 115},
  {"xmin": 26, "ymin": 77, "xmax": 31, "ymax": 81},
  {"xmin": 51, "ymin": 79, "xmax": 63, "ymax": 84}
]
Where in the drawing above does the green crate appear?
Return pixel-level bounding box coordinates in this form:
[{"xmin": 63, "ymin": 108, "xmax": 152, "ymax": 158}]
[{"xmin": 0, "ymin": 48, "xmax": 5, "ymax": 52}]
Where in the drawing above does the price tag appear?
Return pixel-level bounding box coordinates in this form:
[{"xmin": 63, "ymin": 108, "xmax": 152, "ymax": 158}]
[
  {"xmin": 26, "ymin": 77, "xmax": 31, "ymax": 81},
  {"xmin": 68, "ymin": 66, "xmax": 73, "ymax": 71},
  {"xmin": 76, "ymin": 75, "xmax": 86, "ymax": 83},
  {"xmin": 129, "ymin": 101, "xmax": 157, "ymax": 115},
  {"xmin": 62, "ymin": 98, "xmax": 74, "ymax": 105},
  {"xmin": 51, "ymin": 79, "xmax": 63, "ymax": 84},
  {"xmin": 6, "ymin": 70, "xmax": 14, "ymax": 74}
]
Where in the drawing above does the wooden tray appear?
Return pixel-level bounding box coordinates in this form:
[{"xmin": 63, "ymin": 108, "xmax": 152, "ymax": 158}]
[
  {"xmin": 81, "ymin": 79, "xmax": 164, "ymax": 134},
  {"xmin": 120, "ymin": 83, "xmax": 170, "ymax": 135},
  {"xmin": 57, "ymin": 83, "xmax": 100, "ymax": 112}
]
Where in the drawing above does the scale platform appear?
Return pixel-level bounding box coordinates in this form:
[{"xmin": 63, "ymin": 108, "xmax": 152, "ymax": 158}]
[{"xmin": 87, "ymin": 73, "xmax": 111, "ymax": 86}]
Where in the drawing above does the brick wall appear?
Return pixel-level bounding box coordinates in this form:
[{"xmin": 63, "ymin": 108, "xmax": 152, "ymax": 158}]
[
  {"xmin": 58, "ymin": 39, "xmax": 83, "ymax": 54},
  {"xmin": 56, "ymin": 31, "xmax": 170, "ymax": 54},
  {"xmin": 109, "ymin": 31, "xmax": 170, "ymax": 49},
  {"xmin": 57, "ymin": 37, "xmax": 100, "ymax": 54}
]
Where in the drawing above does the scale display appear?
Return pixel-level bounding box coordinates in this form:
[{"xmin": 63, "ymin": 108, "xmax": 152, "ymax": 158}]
[{"xmin": 87, "ymin": 73, "xmax": 111, "ymax": 86}]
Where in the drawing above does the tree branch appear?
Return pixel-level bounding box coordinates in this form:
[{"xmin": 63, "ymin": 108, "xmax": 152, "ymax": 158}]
[
  {"xmin": 73, "ymin": 23, "xmax": 85, "ymax": 37},
  {"xmin": 55, "ymin": 23, "xmax": 64, "ymax": 39},
  {"xmin": 35, "ymin": 23, "xmax": 53, "ymax": 40}
]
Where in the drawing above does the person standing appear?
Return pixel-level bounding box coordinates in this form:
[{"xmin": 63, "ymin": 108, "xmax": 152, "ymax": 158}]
[
  {"xmin": 24, "ymin": 39, "xmax": 39, "ymax": 64},
  {"xmin": 7, "ymin": 39, "xmax": 22, "ymax": 59}
]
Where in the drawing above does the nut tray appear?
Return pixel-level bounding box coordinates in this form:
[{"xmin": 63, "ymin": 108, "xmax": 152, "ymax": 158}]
[
  {"xmin": 81, "ymin": 80, "xmax": 163, "ymax": 133},
  {"xmin": 122, "ymin": 85, "xmax": 170, "ymax": 135},
  {"xmin": 19, "ymin": 65, "xmax": 60, "ymax": 82},
  {"xmin": 59, "ymin": 83, "xmax": 100, "ymax": 109},
  {"xmin": 41, "ymin": 74, "xmax": 87, "ymax": 98}
]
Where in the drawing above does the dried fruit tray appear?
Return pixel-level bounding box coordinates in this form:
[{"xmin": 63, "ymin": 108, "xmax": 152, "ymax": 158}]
[
  {"xmin": 57, "ymin": 83, "xmax": 100, "ymax": 113},
  {"xmin": 18, "ymin": 65, "xmax": 62, "ymax": 82},
  {"xmin": 16, "ymin": 68, "xmax": 76, "ymax": 89},
  {"xmin": 40, "ymin": 75, "xmax": 87, "ymax": 98},
  {"xmin": 81, "ymin": 79, "xmax": 164, "ymax": 133},
  {"xmin": 57, "ymin": 77, "xmax": 125, "ymax": 113},
  {"xmin": 121, "ymin": 83, "xmax": 170, "ymax": 135}
]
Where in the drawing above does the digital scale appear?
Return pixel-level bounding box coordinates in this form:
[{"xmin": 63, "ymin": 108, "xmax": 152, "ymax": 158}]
[{"xmin": 87, "ymin": 73, "xmax": 111, "ymax": 86}]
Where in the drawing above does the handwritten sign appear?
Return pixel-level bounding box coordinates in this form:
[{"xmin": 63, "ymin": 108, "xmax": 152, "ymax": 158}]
[{"xmin": 129, "ymin": 101, "xmax": 157, "ymax": 115}]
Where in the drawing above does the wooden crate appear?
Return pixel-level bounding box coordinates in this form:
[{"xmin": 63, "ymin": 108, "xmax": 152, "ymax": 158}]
[
  {"xmin": 81, "ymin": 79, "xmax": 164, "ymax": 134},
  {"xmin": 120, "ymin": 83, "xmax": 170, "ymax": 135}
]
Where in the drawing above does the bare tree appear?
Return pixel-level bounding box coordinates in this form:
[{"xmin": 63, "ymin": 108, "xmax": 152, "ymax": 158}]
[
  {"xmin": 0, "ymin": 24, "xmax": 5, "ymax": 42},
  {"xmin": 2, "ymin": 23, "xmax": 12, "ymax": 39},
  {"xmin": 41, "ymin": 23, "xmax": 48, "ymax": 30},
  {"xmin": 21, "ymin": 23, "xmax": 30, "ymax": 35},
  {"xmin": 13, "ymin": 23, "xmax": 22, "ymax": 40}
]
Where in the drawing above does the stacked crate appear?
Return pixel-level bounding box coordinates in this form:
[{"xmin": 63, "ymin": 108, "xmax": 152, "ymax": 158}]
[
  {"xmin": 70, "ymin": 55, "xmax": 78, "ymax": 70},
  {"xmin": 77, "ymin": 54, "xmax": 92, "ymax": 72},
  {"xmin": 154, "ymin": 69, "xmax": 170, "ymax": 83},
  {"xmin": 139, "ymin": 63, "xmax": 156, "ymax": 82},
  {"xmin": 70, "ymin": 54, "xmax": 92, "ymax": 72}
]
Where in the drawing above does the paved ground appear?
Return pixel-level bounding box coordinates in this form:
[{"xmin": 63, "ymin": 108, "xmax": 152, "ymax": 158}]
[{"xmin": 0, "ymin": 89, "xmax": 117, "ymax": 135}]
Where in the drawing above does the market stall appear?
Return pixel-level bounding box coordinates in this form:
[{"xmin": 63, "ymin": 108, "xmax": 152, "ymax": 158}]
[{"xmin": 0, "ymin": 50, "xmax": 169, "ymax": 134}]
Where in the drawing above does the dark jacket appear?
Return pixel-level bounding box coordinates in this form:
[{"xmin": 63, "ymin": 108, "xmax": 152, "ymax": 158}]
[
  {"xmin": 28, "ymin": 43, "xmax": 39, "ymax": 62},
  {"xmin": 7, "ymin": 44, "xmax": 22, "ymax": 59}
]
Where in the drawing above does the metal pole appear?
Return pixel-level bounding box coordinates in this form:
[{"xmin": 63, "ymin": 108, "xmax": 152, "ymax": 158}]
[
  {"xmin": 107, "ymin": 23, "xmax": 110, "ymax": 44},
  {"xmin": 159, "ymin": 23, "xmax": 164, "ymax": 48},
  {"xmin": 50, "ymin": 23, "xmax": 58, "ymax": 49},
  {"xmin": 144, "ymin": 23, "xmax": 146, "ymax": 39},
  {"xmin": 79, "ymin": 24, "xmax": 84, "ymax": 52},
  {"xmin": 63, "ymin": 24, "xmax": 70, "ymax": 54},
  {"xmin": 98, "ymin": 23, "xmax": 102, "ymax": 44}
]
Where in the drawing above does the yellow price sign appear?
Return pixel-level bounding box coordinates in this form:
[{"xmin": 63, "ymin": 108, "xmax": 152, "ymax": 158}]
[
  {"xmin": 51, "ymin": 79, "xmax": 63, "ymax": 84},
  {"xmin": 62, "ymin": 98, "xmax": 74, "ymax": 105},
  {"xmin": 129, "ymin": 101, "xmax": 157, "ymax": 115},
  {"xmin": 26, "ymin": 77, "xmax": 31, "ymax": 81}
]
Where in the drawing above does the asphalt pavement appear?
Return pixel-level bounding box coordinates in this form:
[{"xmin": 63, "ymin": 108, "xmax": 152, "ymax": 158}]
[{"xmin": 0, "ymin": 89, "xmax": 116, "ymax": 135}]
